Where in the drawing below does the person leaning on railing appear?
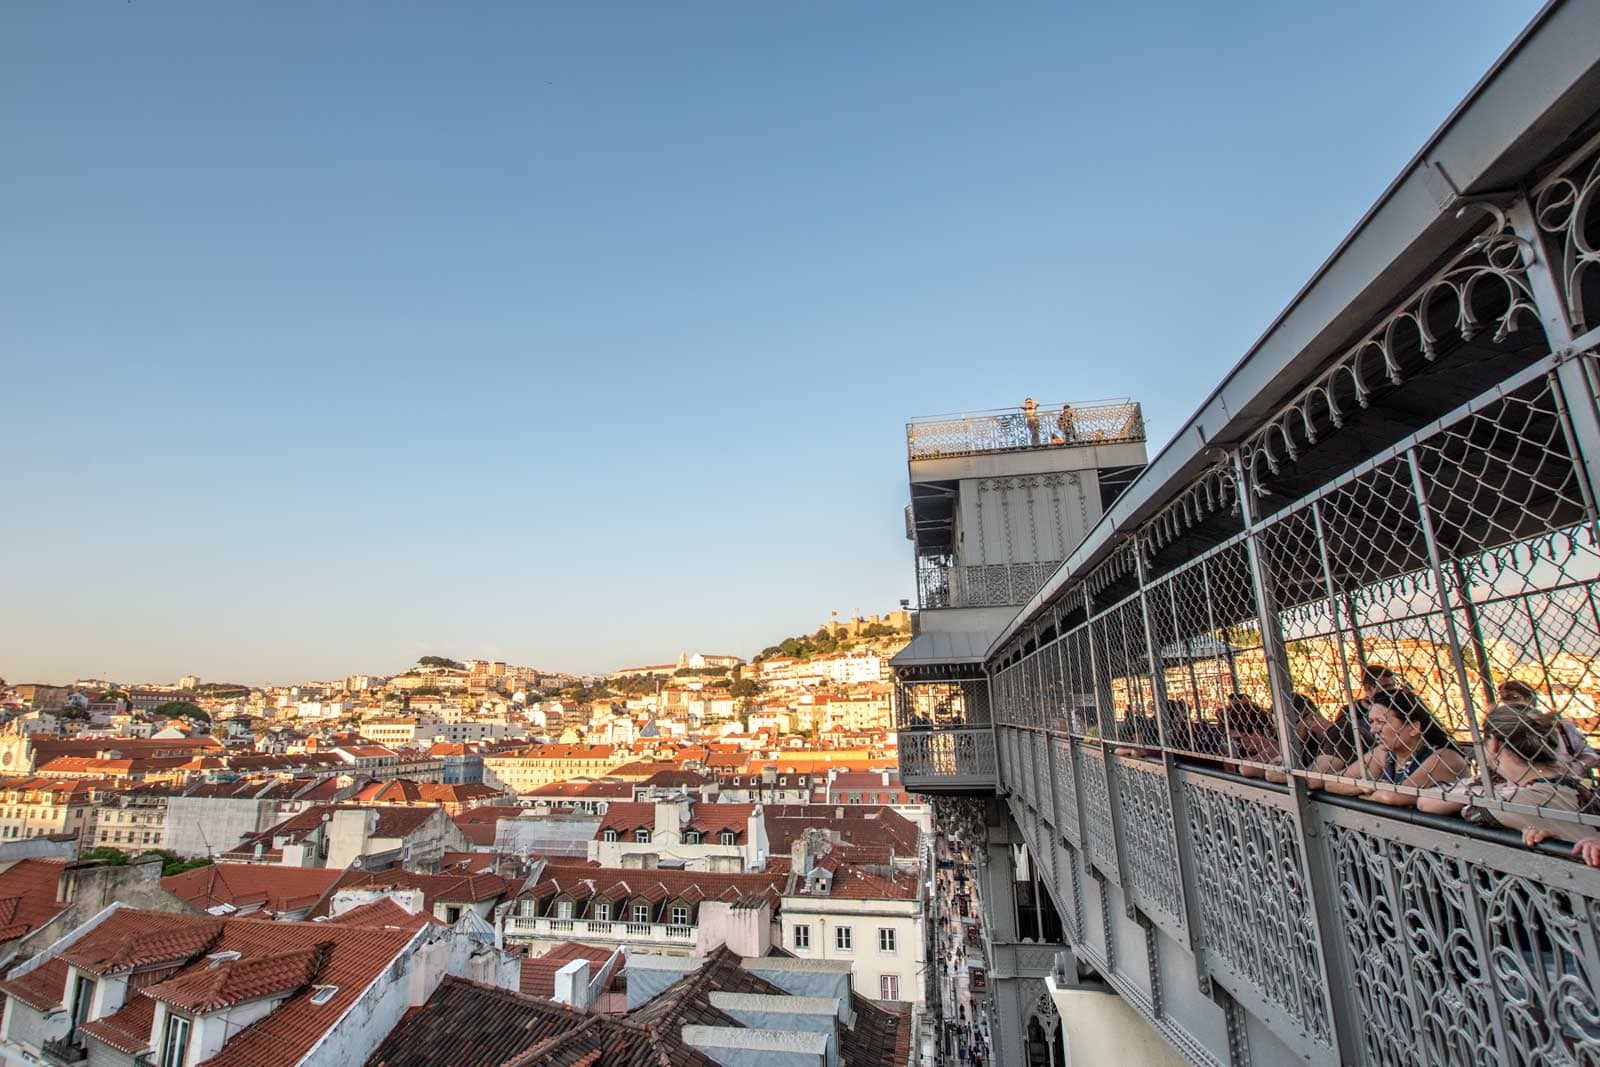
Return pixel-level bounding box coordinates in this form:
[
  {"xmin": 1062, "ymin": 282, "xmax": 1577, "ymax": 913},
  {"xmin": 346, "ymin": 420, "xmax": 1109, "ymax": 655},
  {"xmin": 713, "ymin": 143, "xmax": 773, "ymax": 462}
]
[
  {"xmin": 1306, "ymin": 688, "xmax": 1468, "ymax": 807},
  {"xmin": 1306, "ymin": 663, "xmax": 1395, "ymax": 776},
  {"xmin": 1417, "ymin": 705, "xmax": 1591, "ymax": 833},
  {"xmin": 1498, "ymin": 677, "xmax": 1600, "ymax": 773}
]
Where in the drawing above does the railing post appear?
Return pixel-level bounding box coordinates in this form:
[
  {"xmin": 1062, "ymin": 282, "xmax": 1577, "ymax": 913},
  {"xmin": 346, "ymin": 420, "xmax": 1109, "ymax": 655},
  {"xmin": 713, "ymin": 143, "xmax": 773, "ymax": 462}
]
[
  {"xmin": 1133, "ymin": 543, "xmax": 1203, "ymax": 955},
  {"xmin": 1508, "ymin": 196, "xmax": 1600, "ymax": 496},
  {"xmin": 1083, "ymin": 581, "xmax": 1137, "ymax": 915},
  {"xmin": 1233, "ymin": 451, "xmax": 1361, "ymax": 1064}
]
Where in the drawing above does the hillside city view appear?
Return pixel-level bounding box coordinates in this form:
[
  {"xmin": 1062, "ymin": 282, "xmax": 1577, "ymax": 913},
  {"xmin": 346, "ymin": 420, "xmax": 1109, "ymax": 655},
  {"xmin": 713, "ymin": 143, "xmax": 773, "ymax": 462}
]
[{"xmin": 8, "ymin": 3, "xmax": 1600, "ymax": 1066}]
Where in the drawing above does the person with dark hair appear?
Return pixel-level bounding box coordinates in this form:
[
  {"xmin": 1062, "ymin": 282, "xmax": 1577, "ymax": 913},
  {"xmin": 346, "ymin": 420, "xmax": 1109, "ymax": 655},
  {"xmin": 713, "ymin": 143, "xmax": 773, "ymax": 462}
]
[
  {"xmin": 1420, "ymin": 706, "xmax": 1588, "ymax": 833},
  {"xmin": 1498, "ymin": 677, "xmax": 1600, "ymax": 773},
  {"xmin": 1311, "ymin": 688, "xmax": 1467, "ymax": 806},
  {"xmin": 1307, "ymin": 663, "xmax": 1396, "ymax": 775},
  {"xmin": 1221, "ymin": 694, "xmax": 1280, "ymax": 776}
]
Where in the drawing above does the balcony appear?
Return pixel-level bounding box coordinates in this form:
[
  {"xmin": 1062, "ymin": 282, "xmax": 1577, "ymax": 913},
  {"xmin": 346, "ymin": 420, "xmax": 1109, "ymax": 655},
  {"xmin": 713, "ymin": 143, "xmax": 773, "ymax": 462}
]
[
  {"xmin": 504, "ymin": 915, "xmax": 697, "ymax": 948},
  {"xmin": 42, "ymin": 1036, "xmax": 87, "ymax": 1065},
  {"xmin": 915, "ymin": 557, "xmax": 1061, "ymax": 610},
  {"xmin": 906, "ymin": 399, "xmax": 1144, "ymax": 461},
  {"xmin": 898, "ymin": 727, "xmax": 997, "ymax": 793}
]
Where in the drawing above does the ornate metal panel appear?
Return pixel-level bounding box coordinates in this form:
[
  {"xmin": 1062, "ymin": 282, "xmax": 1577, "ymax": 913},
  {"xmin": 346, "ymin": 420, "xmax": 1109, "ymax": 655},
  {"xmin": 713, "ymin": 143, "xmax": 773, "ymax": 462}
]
[
  {"xmin": 1182, "ymin": 774, "xmax": 1334, "ymax": 1051},
  {"xmin": 1323, "ymin": 809, "xmax": 1600, "ymax": 1067},
  {"xmin": 1115, "ymin": 756, "xmax": 1186, "ymax": 932},
  {"xmin": 1535, "ymin": 137, "xmax": 1600, "ymax": 335},
  {"xmin": 1029, "ymin": 730, "xmax": 1049, "ymax": 815},
  {"xmin": 1079, "ymin": 744, "xmax": 1119, "ymax": 880},
  {"xmin": 1051, "ymin": 735, "xmax": 1080, "ymax": 845}
]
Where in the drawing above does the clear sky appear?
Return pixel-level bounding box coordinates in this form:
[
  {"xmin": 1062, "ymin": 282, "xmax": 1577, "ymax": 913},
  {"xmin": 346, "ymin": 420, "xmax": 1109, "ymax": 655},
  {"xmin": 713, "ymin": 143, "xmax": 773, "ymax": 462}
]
[{"xmin": 3, "ymin": 1, "xmax": 1545, "ymax": 685}]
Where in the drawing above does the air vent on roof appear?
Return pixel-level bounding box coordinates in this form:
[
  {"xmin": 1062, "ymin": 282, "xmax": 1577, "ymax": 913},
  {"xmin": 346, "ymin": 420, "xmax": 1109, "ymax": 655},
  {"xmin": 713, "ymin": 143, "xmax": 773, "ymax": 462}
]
[
  {"xmin": 310, "ymin": 985, "xmax": 339, "ymax": 1005},
  {"xmin": 206, "ymin": 951, "xmax": 241, "ymax": 966}
]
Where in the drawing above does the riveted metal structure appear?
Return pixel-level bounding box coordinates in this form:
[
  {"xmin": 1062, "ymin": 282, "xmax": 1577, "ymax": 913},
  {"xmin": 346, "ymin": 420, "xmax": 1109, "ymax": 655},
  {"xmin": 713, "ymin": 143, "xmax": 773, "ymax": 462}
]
[{"xmin": 898, "ymin": 5, "xmax": 1600, "ymax": 1063}]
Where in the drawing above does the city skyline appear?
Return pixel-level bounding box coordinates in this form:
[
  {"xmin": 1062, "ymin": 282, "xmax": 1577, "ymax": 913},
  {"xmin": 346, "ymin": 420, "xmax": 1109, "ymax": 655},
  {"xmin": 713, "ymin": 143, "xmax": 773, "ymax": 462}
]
[{"xmin": 3, "ymin": 1, "xmax": 1542, "ymax": 682}]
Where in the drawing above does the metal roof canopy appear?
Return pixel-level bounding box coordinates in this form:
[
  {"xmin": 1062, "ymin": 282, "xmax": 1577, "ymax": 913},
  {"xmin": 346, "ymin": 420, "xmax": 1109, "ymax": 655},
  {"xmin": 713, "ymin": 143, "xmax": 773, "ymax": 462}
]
[
  {"xmin": 988, "ymin": 0, "xmax": 1600, "ymax": 660},
  {"xmin": 891, "ymin": 631, "xmax": 993, "ymax": 668}
]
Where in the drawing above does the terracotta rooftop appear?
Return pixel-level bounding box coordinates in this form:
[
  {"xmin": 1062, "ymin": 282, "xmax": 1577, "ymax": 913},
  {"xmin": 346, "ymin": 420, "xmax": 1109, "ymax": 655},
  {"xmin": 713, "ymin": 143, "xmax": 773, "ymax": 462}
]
[
  {"xmin": 161, "ymin": 864, "xmax": 343, "ymax": 917},
  {"xmin": 0, "ymin": 859, "xmax": 72, "ymax": 948},
  {"xmin": 143, "ymin": 942, "xmax": 330, "ymax": 1012},
  {"xmin": 28, "ymin": 908, "xmax": 425, "ymax": 1067},
  {"xmin": 310, "ymin": 867, "xmax": 517, "ymax": 918}
]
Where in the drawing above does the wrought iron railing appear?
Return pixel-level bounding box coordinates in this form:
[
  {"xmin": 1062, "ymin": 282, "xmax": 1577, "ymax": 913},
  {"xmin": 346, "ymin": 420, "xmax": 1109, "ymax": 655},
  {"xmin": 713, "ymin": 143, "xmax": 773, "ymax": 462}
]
[
  {"xmin": 899, "ymin": 728, "xmax": 998, "ymax": 789},
  {"xmin": 961, "ymin": 138, "xmax": 1600, "ymax": 1066},
  {"xmin": 917, "ymin": 557, "xmax": 1062, "ymax": 610},
  {"xmin": 907, "ymin": 400, "xmax": 1145, "ymax": 461},
  {"xmin": 42, "ymin": 1036, "xmax": 87, "ymax": 1065}
]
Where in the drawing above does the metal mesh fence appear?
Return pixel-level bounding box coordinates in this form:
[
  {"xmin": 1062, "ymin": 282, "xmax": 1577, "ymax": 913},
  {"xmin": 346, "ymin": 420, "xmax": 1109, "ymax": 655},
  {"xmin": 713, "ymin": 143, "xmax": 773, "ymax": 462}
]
[{"xmin": 1001, "ymin": 353, "xmax": 1600, "ymax": 843}]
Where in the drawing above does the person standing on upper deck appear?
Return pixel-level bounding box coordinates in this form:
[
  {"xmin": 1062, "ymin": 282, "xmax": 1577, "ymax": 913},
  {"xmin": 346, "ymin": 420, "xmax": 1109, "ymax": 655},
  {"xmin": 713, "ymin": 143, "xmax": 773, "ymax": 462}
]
[
  {"xmin": 1057, "ymin": 403, "xmax": 1077, "ymax": 443},
  {"xmin": 1022, "ymin": 397, "xmax": 1040, "ymax": 446}
]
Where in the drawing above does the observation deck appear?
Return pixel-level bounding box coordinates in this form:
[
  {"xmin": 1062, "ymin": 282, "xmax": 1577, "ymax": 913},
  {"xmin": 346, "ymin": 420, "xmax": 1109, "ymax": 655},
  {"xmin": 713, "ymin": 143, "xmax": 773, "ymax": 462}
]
[{"xmin": 895, "ymin": 5, "xmax": 1600, "ymax": 1063}]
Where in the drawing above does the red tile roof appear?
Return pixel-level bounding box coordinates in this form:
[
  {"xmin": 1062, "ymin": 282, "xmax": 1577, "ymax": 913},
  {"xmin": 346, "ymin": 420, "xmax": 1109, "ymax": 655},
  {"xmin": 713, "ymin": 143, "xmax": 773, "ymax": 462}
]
[
  {"xmin": 309, "ymin": 868, "xmax": 516, "ymax": 918},
  {"xmin": 161, "ymin": 864, "xmax": 342, "ymax": 917},
  {"xmin": 0, "ymin": 859, "xmax": 71, "ymax": 947},
  {"xmin": 57, "ymin": 910, "xmax": 424, "ymax": 1067},
  {"xmin": 143, "ymin": 942, "xmax": 330, "ymax": 1012},
  {"xmin": 518, "ymin": 942, "xmax": 616, "ymax": 998},
  {"xmin": 59, "ymin": 911, "xmax": 225, "ymax": 976}
]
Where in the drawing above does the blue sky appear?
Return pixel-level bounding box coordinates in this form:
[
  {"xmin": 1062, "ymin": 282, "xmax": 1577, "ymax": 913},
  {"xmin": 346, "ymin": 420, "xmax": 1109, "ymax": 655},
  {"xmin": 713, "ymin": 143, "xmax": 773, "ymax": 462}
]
[{"xmin": 3, "ymin": 1, "xmax": 1544, "ymax": 685}]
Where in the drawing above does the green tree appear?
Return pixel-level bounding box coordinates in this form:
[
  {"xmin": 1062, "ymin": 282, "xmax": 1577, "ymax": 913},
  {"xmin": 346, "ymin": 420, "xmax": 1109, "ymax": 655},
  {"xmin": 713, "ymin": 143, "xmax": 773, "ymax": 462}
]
[
  {"xmin": 138, "ymin": 849, "xmax": 213, "ymax": 878},
  {"xmin": 418, "ymin": 656, "xmax": 464, "ymax": 669},
  {"xmin": 729, "ymin": 677, "xmax": 762, "ymax": 698},
  {"xmin": 80, "ymin": 847, "xmax": 129, "ymax": 866},
  {"xmin": 151, "ymin": 701, "xmax": 209, "ymax": 722}
]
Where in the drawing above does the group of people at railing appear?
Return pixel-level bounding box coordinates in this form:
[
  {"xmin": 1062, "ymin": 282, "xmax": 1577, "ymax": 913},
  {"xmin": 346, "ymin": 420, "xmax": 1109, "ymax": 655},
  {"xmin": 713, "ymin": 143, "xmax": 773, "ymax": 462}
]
[{"xmin": 1103, "ymin": 662, "xmax": 1600, "ymax": 867}]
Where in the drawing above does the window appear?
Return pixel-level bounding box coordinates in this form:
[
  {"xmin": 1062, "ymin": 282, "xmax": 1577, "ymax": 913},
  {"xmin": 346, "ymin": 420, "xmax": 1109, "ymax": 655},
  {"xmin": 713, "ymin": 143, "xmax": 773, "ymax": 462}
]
[
  {"xmin": 835, "ymin": 926, "xmax": 852, "ymax": 951},
  {"xmin": 634, "ymin": 828, "xmax": 650, "ymax": 842},
  {"xmin": 778, "ymin": 777, "xmax": 787, "ymax": 786},
  {"xmin": 70, "ymin": 974, "xmax": 94, "ymax": 1037},
  {"xmin": 719, "ymin": 831, "xmax": 736, "ymax": 846},
  {"xmin": 793, "ymin": 924, "xmax": 811, "ymax": 949},
  {"xmin": 160, "ymin": 1014, "xmax": 191, "ymax": 1067},
  {"xmin": 602, "ymin": 829, "xmax": 618, "ymax": 842},
  {"xmin": 556, "ymin": 900, "xmax": 573, "ymax": 919},
  {"xmin": 879, "ymin": 975, "xmax": 899, "ymax": 1000},
  {"xmin": 685, "ymin": 831, "xmax": 701, "ymax": 844},
  {"xmin": 879, "ymin": 928, "xmax": 897, "ymax": 953},
  {"xmin": 670, "ymin": 905, "xmax": 689, "ymax": 926},
  {"xmin": 632, "ymin": 903, "xmax": 649, "ymax": 923},
  {"xmin": 595, "ymin": 902, "xmax": 610, "ymax": 921}
]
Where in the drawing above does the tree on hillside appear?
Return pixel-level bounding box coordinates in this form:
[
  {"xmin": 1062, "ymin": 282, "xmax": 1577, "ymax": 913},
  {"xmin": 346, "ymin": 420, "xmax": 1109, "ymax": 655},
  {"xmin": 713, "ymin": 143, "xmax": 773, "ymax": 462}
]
[
  {"xmin": 151, "ymin": 700, "xmax": 209, "ymax": 722},
  {"xmin": 418, "ymin": 656, "xmax": 464, "ymax": 670},
  {"xmin": 729, "ymin": 677, "xmax": 761, "ymax": 698}
]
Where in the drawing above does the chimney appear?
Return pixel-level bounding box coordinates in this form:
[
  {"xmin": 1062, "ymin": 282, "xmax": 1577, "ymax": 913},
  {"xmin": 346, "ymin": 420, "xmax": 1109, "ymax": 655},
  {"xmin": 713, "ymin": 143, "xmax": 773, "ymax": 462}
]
[{"xmin": 553, "ymin": 959, "xmax": 592, "ymax": 1011}]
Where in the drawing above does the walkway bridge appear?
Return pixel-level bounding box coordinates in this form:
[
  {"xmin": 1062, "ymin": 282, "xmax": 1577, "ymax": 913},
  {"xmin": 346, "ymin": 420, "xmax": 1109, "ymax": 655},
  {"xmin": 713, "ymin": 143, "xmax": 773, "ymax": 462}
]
[{"xmin": 897, "ymin": 3, "xmax": 1600, "ymax": 1063}]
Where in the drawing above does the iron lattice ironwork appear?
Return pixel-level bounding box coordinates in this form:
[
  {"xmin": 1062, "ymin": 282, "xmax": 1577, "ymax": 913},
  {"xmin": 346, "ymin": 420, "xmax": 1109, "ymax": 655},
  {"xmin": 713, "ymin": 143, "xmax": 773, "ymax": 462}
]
[{"xmin": 906, "ymin": 131, "xmax": 1600, "ymax": 1065}]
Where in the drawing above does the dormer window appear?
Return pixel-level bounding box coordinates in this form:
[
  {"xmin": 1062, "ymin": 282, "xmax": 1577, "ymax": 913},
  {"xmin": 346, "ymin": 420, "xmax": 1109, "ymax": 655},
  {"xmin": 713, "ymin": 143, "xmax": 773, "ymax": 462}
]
[
  {"xmin": 602, "ymin": 830, "xmax": 618, "ymax": 842},
  {"xmin": 631, "ymin": 903, "xmax": 649, "ymax": 923},
  {"xmin": 160, "ymin": 1013, "xmax": 192, "ymax": 1067},
  {"xmin": 685, "ymin": 831, "xmax": 701, "ymax": 844},
  {"xmin": 595, "ymin": 902, "xmax": 611, "ymax": 921},
  {"xmin": 719, "ymin": 831, "xmax": 736, "ymax": 846},
  {"xmin": 557, "ymin": 899, "xmax": 574, "ymax": 919},
  {"xmin": 634, "ymin": 828, "xmax": 650, "ymax": 843},
  {"xmin": 69, "ymin": 974, "xmax": 95, "ymax": 1038}
]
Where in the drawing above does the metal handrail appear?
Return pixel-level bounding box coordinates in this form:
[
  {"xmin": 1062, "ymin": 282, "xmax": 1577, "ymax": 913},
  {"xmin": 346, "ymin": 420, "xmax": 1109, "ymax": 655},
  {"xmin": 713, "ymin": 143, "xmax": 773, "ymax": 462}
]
[{"xmin": 906, "ymin": 399, "xmax": 1145, "ymax": 460}]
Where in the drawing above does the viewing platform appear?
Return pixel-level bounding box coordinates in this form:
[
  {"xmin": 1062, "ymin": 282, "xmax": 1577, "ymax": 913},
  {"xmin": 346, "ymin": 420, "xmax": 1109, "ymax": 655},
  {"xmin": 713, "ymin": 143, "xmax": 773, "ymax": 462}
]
[{"xmin": 906, "ymin": 399, "xmax": 1144, "ymax": 462}]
